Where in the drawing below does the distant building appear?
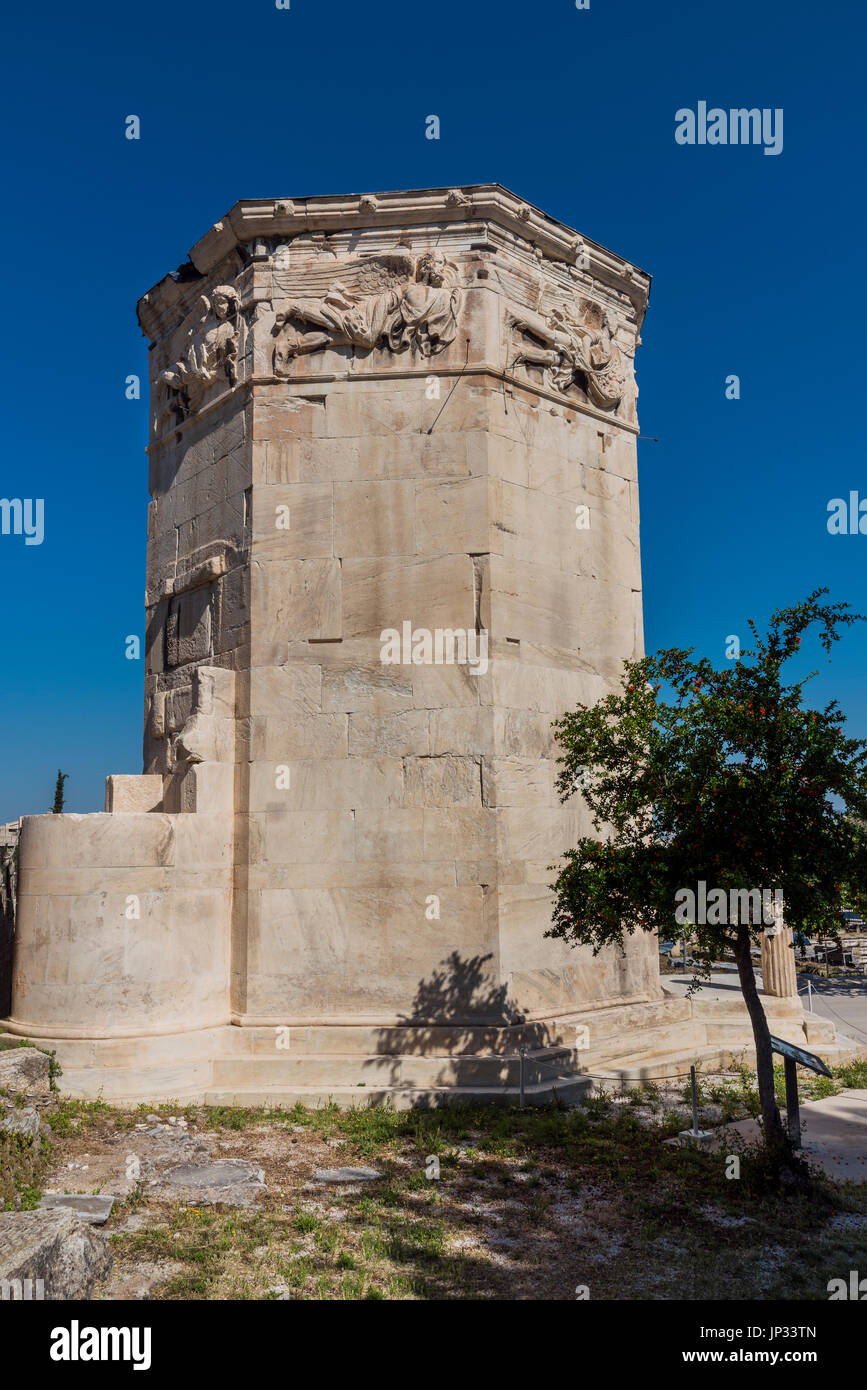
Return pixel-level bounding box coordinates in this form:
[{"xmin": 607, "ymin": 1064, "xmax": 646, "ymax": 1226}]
[
  {"xmin": 0, "ymin": 820, "xmax": 21, "ymax": 849},
  {"xmin": 813, "ymin": 910, "xmax": 867, "ymax": 969}
]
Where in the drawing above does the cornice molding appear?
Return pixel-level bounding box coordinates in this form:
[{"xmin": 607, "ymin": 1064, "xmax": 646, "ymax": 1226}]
[{"xmin": 138, "ymin": 184, "xmax": 651, "ymax": 342}]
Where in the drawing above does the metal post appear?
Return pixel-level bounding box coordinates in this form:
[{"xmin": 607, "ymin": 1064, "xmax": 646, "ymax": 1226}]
[
  {"xmin": 519, "ymin": 1047, "xmax": 526, "ymax": 1109},
  {"xmin": 690, "ymin": 1064, "xmax": 699, "ymax": 1135},
  {"xmin": 682, "ymin": 925, "xmax": 688, "ymax": 974},
  {"xmin": 784, "ymin": 1054, "xmax": 801, "ymax": 1149},
  {"xmin": 807, "ymin": 977, "xmax": 813, "ymax": 1012}
]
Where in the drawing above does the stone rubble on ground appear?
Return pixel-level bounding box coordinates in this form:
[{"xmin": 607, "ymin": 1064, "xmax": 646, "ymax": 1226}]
[
  {"xmin": 37, "ymin": 1194, "xmax": 116, "ymax": 1225},
  {"xmin": 0, "ymin": 1105, "xmax": 44, "ymax": 1142},
  {"xmin": 312, "ymin": 1166, "xmax": 382, "ymax": 1183},
  {"xmin": 0, "ymin": 1208, "xmax": 111, "ymax": 1300},
  {"xmin": 0, "ymin": 1046, "xmax": 52, "ymax": 1102}
]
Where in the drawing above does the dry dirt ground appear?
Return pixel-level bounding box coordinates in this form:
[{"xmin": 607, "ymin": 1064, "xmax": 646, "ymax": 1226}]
[{"xmin": 23, "ymin": 1062, "xmax": 867, "ymax": 1301}]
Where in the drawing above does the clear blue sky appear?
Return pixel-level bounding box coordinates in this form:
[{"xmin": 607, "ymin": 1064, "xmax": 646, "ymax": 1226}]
[{"xmin": 1, "ymin": 0, "xmax": 865, "ymax": 819}]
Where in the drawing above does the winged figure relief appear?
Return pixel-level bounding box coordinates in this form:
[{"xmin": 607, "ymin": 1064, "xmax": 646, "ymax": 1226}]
[
  {"xmin": 272, "ymin": 250, "xmax": 461, "ymax": 372},
  {"xmin": 156, "ymin": 286, "xmax": 239, "ymax": 430},
  {"xmin": 509, "ymin": 297, "xmax": 626, "ymax": 411}
]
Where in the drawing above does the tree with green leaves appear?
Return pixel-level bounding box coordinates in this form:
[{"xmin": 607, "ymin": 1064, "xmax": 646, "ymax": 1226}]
[
  {"xmin": 549, "ymin": 590, "xmax": 867, "ymax": 1172},
  {"xmin": 51, "ymin": 770, "xmax": 68, "ymax": 815}
]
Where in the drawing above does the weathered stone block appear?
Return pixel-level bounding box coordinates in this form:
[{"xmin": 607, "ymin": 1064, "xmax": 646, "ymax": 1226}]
[
  {"xmin": 348, "ymin": 709, "xmax": 431, "ymax": 758},
  {"xmin": 247, "ymin": 758, "xmax": 402, "ymax": 813},
  {"xmin": 403, "ymin": 755, "xmax": 481, "ymax": 808},
  {"xmin": 334, "ymin": 480, "xmax": 415, "ymax": 557},
  {"xmin": 321, "ymin": 663, "xmax": 413, "ymax": 715},
  {"xmin": 252, "ymin": 483, "xmax": 332, "ymax": 559},
  {"xmin": 342, "ymin": 554, "xmax": 473, "ymax": 638},
  {"xmin": 261, "ymin": 811, "xmax": 355, "ymax": 865},
  {"xmin": 354, "ymin": 810, "xmax": 424, "ymax": 862},
  {"xmin": 104, "ymin": 775, "xmax": 164, "ymax": 813},
  {"xmin": 0, "ymin": 1209, "xmax": 111, "ymax": 1300},
  {"xmin": 250, "ymin": 713, "xmax": 348, "ymax": 760},
  {"xmin": 415, "ymin": 476, "xmax": 490, "ymax": 555},
  {"xmin": 0, "ymin": 1047, "xmax": 51, "ymax": 1097},
  {"xmin": 253, "ymin": 558, "xmax": 342, "ymax": 642}
]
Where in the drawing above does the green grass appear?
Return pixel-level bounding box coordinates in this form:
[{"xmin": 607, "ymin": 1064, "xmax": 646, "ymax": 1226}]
[
  {"xmin": 44, "ymin": 1097, "xmax": 123, "ymax": 1133},
  {"xmin": 0, "ymin": 1129, "xmax": 51, "ymax": 1211},
  {"xmin": 16, "ymin": 1052, "xmax": 867, "ymax": 1300}
]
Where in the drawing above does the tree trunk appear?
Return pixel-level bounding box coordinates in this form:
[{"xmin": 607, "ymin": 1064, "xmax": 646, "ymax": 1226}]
[{"xmin": 733, "ymin": 928, "xmax": 789, "ymax": 1157}]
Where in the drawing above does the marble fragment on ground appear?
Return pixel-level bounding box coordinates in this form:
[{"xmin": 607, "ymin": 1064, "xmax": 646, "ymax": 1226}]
[
  {"xmin": 0, "ymin": 1208, "xmax": 111, "ymax": 1300},
  {"xmin": 37, "ymin": 1194, "xmax": 116, "ymax": 1225}
]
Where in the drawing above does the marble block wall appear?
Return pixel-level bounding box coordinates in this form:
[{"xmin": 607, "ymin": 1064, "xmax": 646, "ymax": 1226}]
[{"xmin": 7, "ymin": 186, "xmax": 661, "ymax": 1098}]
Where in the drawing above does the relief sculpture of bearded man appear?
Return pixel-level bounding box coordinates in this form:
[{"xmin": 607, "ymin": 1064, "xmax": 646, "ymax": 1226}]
[
  {"xmin": 509, "ymin": 298, "xmax": 625, "ymax": 411},
  {"xmin": 272, "ymin": 249, "xmax": 460, "ymax": 371}
]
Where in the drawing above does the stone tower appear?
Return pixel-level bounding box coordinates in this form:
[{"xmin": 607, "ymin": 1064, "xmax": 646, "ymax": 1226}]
[{"xmin": 7, "ymin": 186, "xmax": 668, "ymax": 1103}]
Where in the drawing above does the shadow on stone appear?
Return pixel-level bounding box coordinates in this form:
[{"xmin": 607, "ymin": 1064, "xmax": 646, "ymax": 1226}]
[{"xmin": 368, "ymin": 950, "xmax": 553, "ymax": 1092}]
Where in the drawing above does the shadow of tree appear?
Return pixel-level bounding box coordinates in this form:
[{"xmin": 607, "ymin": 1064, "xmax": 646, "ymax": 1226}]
[{"xmin": 368, "ymin": 952, "xmax": 555, "ymax": 1092}]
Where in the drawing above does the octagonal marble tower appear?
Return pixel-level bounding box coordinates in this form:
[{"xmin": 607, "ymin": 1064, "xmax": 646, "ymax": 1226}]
[{"xmin": 7, "ymin": 185, "xmax": 675, "ymax": 1103}]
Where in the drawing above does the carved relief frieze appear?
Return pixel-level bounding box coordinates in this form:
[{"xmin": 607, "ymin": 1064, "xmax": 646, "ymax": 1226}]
[
  {"xmin": 270, "ymin": 248, "xmax": 462, "ymax": 372},
  {"xmin": 508, "ymin": 296, "xmax": 627, "ymax": 410},
  {"xmin": 490, "ymin": 250, "xmax": 634, "ymax": 413},
  {"xmin": 156, "ymin": 284, "xmax": 240, "ymax": 431}
]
